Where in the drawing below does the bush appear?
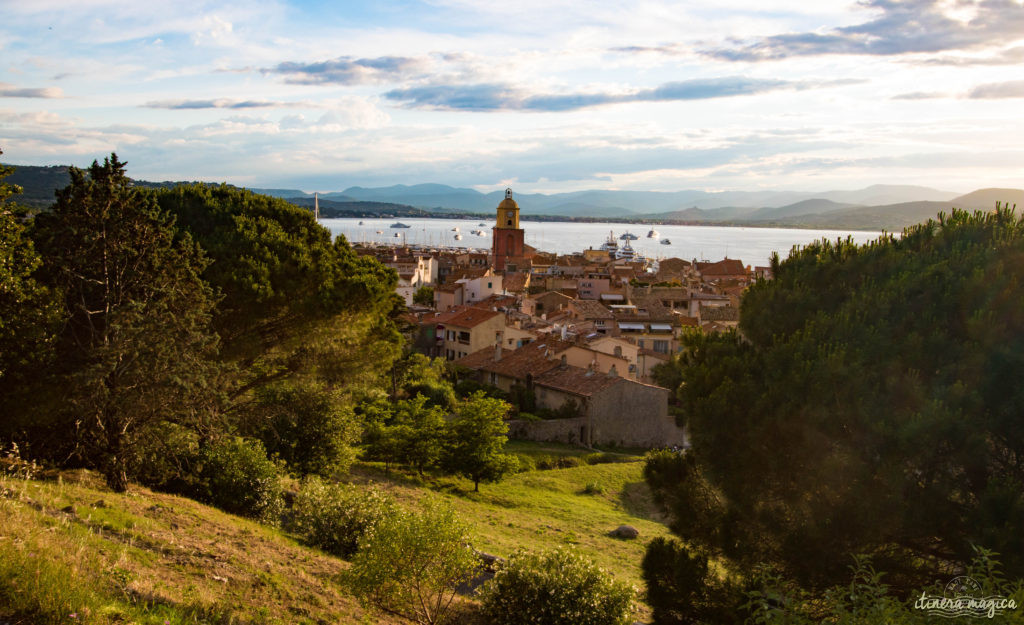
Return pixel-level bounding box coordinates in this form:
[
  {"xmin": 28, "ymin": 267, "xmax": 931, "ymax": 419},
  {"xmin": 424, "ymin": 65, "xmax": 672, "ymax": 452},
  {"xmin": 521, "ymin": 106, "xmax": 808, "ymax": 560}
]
[
  {"xmin": 479, "ymin": 548, "xmax": 635, "ymax": 625},
  {"xmin": 197, "ymin": 437, "xmax": 283, "ymax": 523},
  {"xmin": 250, "ymin": 382, "xmax": 360, "ymax": 478},
  {"xmin": 348, "ymin": 498, "xmax": 478, "ymax": 625},
  {"xmin": 581, "ymin": 452, "xmax": 632, "ymax": 466},
  {"xmin": 514, "ymin": 454, "xmax": 536, "ymax": 472},
  {"xmin": 535, "ymin": 455, "xmax": 582, "ymax": 470},
  {"xmin": 582, "ymin": 481, "xmax": 606, "ymax": 495},
  {"xmin": 288, "ymin": 476, "xmax": 395, "ymax": 558}
]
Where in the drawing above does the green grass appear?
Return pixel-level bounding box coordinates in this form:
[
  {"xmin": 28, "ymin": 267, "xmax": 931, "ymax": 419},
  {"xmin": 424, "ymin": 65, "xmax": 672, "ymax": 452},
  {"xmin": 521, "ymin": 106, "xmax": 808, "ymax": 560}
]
[
  {"xmin": 0, "ymin": 441, "xmax": 673, "ymax": 624},
  {"xmin": 351, "ymin": 447, "xmax": 671, "ymax": 595},
  {"xmin": 0, "ymin": 471, "xmax": 400, "ymax": 625}
]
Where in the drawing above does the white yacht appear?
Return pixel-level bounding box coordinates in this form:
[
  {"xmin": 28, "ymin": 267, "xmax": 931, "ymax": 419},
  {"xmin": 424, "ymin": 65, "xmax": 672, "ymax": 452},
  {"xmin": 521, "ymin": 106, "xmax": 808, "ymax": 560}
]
[
  {"xmin": 599, "ymin": 231, "xmax": 618, "ymax": 253},
  {"xmin": 619, "ymin": 231, "xmax": 639, "ymax": 240},
  {"xmin": 647, "ymin": 229, "xmax": 660, "ymax": 239},
  {"xmin": 661, "ymin": 238, "xmax": 671, "ymax": 245},
  {"xmin": 615, "ymin": 239, "xmax": 636, "ymax": 260}
]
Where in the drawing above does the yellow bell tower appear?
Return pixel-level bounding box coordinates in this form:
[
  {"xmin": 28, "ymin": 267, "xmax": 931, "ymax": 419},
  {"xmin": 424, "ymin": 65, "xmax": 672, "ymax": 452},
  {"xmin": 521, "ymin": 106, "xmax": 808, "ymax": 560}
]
[
  {"xmin": 495, "ymin": 188, "xmax": 520, "ymax": 229},
  {"xmin": 492, "ymin": 188, "xmax": 525, "ymax": 272}
]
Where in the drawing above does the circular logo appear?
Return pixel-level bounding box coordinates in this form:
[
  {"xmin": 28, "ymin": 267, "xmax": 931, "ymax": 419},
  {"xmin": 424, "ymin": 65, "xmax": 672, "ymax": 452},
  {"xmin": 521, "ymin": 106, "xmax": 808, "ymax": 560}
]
[{"xmin": 945, "ymin": 575, "xmax": 982, "ymax": 597}]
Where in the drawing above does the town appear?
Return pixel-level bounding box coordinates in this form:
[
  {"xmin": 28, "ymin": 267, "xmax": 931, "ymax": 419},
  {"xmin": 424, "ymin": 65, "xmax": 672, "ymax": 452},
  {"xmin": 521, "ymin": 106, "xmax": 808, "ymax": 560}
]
[{"xmin": 353, "ymin": 189, "xmax": 771, "ymax": 450}]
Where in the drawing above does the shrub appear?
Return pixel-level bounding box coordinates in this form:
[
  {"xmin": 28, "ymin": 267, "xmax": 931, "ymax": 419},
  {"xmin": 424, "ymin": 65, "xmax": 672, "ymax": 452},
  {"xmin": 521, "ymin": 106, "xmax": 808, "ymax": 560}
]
[
  {"xmin": 514, "ymin": 454, "xmax": 536, "ymax": 473},
  {"xmin": 581, "ymin": 452, "xmax": 632, "ymax": 466},
  {"xmin": 250, "ymin": 382, "xmax": 360, "ymax": 478},
  {"xmin": 288, "ymin": 476, "xmax": 395, "ymax": 558},
  {"xmin": 197, "ymin": 437, "xmax": 283, "ymax": 523},
  {"xmin": 348, "ymin": 498, "xmax": 478, "ymax": 625},
  {"xmin": 479, "ymin": 548, "xmax": 635, "ymax": 625},
  {"xmin": 582, "ymin": 481, "xmax": 606, "ymax": 495}
]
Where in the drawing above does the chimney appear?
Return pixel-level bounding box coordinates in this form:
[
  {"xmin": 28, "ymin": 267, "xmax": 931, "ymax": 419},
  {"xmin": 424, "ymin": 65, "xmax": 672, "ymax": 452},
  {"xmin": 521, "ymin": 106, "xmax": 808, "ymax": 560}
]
[
  {"xmin": 495, "ymin": 330, "xmax": 504, "ymax": 361},
  {"xmin": 560, "ymin": 325, "xmax": 568, "ymax": 340}
]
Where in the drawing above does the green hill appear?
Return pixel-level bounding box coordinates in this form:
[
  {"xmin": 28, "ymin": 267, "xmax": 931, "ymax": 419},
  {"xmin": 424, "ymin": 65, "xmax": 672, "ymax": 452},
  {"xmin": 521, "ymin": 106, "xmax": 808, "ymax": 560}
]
[{"xmin": 0, "ymin": 448, "xmax": 668, "ymax": 624}]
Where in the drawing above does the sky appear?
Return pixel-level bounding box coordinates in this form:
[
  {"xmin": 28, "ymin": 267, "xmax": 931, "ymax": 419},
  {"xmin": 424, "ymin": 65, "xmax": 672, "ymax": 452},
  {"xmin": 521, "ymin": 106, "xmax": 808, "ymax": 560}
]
[{"xmin": 1, "ymin": 0, "xmax": 1023, "ymax": 194}]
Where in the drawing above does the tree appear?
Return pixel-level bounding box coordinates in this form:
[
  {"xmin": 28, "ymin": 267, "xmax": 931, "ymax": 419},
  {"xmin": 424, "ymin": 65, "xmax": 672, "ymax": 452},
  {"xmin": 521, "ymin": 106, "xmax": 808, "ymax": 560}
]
[
  {"xmin": 0, "ymin": 150, "xmax": 59, "ymax": 397},
  {"xmin": 645, "ymin": 207, "xmax": 1024, "ymax": 599},
  {"xmin": 394, "ymin": 394, "xmax": 447, "ymax": 475},
  {"xmin": 244, "ymin": 380, "xmax": 361, "ymax": 477},
  {"xmin": 348, "ymin": 499, "xmax": 478, "ymax": 625},
  {"xmin": 154, "ymin": 184, "xmax": 402, "ymax": 397},
  {"xmin": 30, "ymin": 155, "xmax": 223, "ymax": 491},
  {"xmin": 443, "ymin": 391, "xmax": 518, "ymax": 491},
  {"xmin": 479, "ymin": 547, "xmax": 636, "ymax": 625},
  {"xmin": 413, "ymin": 285, "xmax": 434, "ymax": 307}
]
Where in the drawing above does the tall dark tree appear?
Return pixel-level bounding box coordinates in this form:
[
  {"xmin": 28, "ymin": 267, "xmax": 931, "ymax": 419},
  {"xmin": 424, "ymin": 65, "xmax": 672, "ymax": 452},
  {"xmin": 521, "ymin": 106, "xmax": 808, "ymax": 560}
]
[
  {"xmin": 645, "ymin": 206, "xmax": 1024, "ymax": 615},
  {"xmin": 154, "ymin": 184, "xmax": 403, "ymax": 415},
  {"xmin": 31, "ymin": 155, "xmax": 223, "ymax": 491},
  {"xmin": 0, "ymin": 150, "xmax": 59, "ymax": 396}
]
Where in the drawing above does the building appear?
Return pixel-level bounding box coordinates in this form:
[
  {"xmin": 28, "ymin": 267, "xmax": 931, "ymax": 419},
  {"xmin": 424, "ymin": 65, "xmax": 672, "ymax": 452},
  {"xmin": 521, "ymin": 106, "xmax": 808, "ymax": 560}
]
[
  {"xmin": 492, "ymin": 188, "xmax": 526, "ymax": 272},
  {"xmin": 434, "ymin": 306, "xmax": 505, "ymax": 361}
]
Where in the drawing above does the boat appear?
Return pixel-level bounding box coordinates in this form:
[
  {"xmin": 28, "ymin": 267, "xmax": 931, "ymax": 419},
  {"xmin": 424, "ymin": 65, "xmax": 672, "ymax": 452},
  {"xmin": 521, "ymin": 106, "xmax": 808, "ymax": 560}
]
[
  {"xmin": 599, "ymin": 231, "xmax": 618, "ymax": 253},
  {"xmin": 619, "ymin": 231, "xmax": 638, "ymax": 240},
  {"xmin": 390, "ymin": 222, "xmax": 411, "ymax": 228},
  {"xmin": 358, "ymin": 220, "xmax": 364, "ymax": 225},
  {"xmin": 454, "ymin": 233, "xmax": 463, "ymax": 240},
  {"xmin": 646, "ymin": 229, "xmax": 659, "ymax": 239},
  {"xmin": 470, "ymin": 229, "xmax": 482, "ymax": 236},
  {"xmin": 376, "ymin": 230, "xmax": 384, "ymax": 234},
  {"xmin": 476, "ymin": 231, "xmax": 487, "ymax": 237},
  {"xmin": 478, "ymin": 222, "xmax": 487, "ymax": 226},
  {"xmin": 615, "ymin": 239, "xmax": 636, "ymax": 260},
  {"xmin": 393, "ymin": 232, "xmax": 402, "ymax": 238},
  {"xmin": 661, "ymin": 238, "xmax": 671, "ymax": 245},
  {"xmin": 451, "ymin": 226, "xmax": 460, "ymax": 232}
]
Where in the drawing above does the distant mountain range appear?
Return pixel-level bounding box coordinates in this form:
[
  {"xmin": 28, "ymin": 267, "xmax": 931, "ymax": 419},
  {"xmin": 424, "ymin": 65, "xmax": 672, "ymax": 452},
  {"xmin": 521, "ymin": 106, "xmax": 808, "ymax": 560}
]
[{"xmin": 5, "ymin": 162, "xmax": 1022, "ymax": 232}]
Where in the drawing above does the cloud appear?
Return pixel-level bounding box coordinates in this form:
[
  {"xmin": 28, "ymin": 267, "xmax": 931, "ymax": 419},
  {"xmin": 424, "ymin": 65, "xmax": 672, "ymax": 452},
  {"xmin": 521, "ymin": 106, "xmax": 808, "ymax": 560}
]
[
  {"xmin": 143, "ymin": 98, "xmax": 309, "ymax": 110},
  {"xmin": 891, "ymin": 91, "xmax": 949, "ymax": 99},
  {"xmin": 924, "ymin": 45, "xmax": 1024, "ymax": 65},
  {"xmin": 0, "ymin": 83, "xmax": 62, "ymax": 98},
  {"xmin": 263, "ymin": 55, "xmax": 426, "ymax": 85},
  {"xmin": 968, "ymin": 80, "xmax": 1024, "ymax": 99},
  {"xmin": 706, "ymin": 0, "xmax": 1024, "ymax": 61},
  {"xmin": 385, "ymin": 77, "xmax": 849, "ymax": 112}
]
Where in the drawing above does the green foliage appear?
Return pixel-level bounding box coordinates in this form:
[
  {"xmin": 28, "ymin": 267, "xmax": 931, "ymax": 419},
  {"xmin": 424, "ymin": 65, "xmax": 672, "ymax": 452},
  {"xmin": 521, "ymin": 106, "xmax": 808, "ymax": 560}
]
[
  {"xmin": 396, "ymin": 353, "xmax": 456, "ymax": 409},
  {"xmin": 744, "ymin": 549, "xmax": 1024, "ymax": 624},
  {"xmin": 648, "ymin": 207, "xmax": 1024, "ymax": 587},
  {"xmin": 28, "ymin": 155, "xmax": 223, "ymax": 491},
  {"xmin": 444, "ymin": 392, "xmax": 518, "ymax": 491},
  {"xmin": 641, "ymin": 537, "xmax": 742, "ymax": 625},
  {"xmin": 478, "ymin": 547, "xmax": 635, "ymax": 625},
  {"xmin": 413, "ymin": 285, "xmax": 435, "ymax": 306},
  {"xmin": 197, "ymin": 437, "xmax": 283, "ymax": 523},
  {"xmin": 288, "ymin": 475, "xmax": 395, "ymax": 558},
  {"xmin": 348, "ymin": 499, "xmax": 478, "ymax": 625},
  {"xmin": 0, "ymin": 183, "xmax": 58, "ymax": 390},
  {"xmin": 582, "ymin": 481, "xmax": 605, "ymax": 495},
  {"xmin": 248, "ymin": 381, "xmax": 359, "ymax": 477},
  {"xmin": 155, "ymin": 182, "xmax": 403, "ymax": 408}
]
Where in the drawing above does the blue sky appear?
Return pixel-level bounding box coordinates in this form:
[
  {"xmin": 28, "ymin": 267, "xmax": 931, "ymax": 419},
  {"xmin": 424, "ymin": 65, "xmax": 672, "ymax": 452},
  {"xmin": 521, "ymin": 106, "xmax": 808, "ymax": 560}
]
[{"xmin": 1, "ymin": 0, "xmax": 1022, "ymax": 193}]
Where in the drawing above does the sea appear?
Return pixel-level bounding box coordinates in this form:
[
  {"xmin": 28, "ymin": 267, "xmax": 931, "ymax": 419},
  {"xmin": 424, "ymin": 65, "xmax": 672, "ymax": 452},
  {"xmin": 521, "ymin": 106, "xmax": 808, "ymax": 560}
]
[{"xmin": 321, "ymin": 217, "xmax": 885, "ymax": 268}]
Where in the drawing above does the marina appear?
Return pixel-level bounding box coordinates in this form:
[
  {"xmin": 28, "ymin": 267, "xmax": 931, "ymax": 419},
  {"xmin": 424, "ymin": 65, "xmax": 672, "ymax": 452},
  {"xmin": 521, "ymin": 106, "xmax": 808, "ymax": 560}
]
[{"xmin": 322, "ymin": 217, "xmax": 885, "ymax": 267}]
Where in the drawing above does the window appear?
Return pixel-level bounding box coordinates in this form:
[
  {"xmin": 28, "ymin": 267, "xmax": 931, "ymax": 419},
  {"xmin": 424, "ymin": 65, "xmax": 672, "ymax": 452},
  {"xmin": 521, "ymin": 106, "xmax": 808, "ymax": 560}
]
[
  {"xmin": 507, "ymin": 219, "xmax": 512, "ymax": 226},
  {"xmin": 613, "ymin": 346, "xmax": 622, "ymax": 357},
  {"xmin": 487, "ymin": 282, "xmax": 492, "ymax": 288},
  {"xmin": 653, "ymin": 340, "xmax": 669, "ymax": 354},
  {"xmin": 458, "ymin": 331, "xmax": 471, "ymax": 345}
]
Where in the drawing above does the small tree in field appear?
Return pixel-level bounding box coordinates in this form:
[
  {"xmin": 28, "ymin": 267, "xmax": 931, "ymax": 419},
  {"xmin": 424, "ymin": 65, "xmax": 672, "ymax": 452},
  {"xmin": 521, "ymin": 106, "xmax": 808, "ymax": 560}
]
[
  {"xmin": 348, "ymin": 499, "xmax": 478, "ymax": 625},
  {"xmin": 444, "ymin": 391, "xmax": 518, "ymax": 491}
]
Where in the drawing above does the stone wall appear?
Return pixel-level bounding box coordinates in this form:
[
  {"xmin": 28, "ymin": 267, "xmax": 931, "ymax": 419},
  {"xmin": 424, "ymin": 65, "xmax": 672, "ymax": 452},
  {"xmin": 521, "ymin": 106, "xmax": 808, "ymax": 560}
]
[{"xmin": 508, "ymin": 417, "xmax": 589, "ymax": 445}]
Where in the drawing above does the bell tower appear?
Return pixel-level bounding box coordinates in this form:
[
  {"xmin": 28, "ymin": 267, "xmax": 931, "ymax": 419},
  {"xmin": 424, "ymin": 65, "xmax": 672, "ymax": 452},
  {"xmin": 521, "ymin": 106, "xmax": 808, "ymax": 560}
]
[{"xmin": 492, "ymin": 188, "xmax": 525, "ymax": 272}]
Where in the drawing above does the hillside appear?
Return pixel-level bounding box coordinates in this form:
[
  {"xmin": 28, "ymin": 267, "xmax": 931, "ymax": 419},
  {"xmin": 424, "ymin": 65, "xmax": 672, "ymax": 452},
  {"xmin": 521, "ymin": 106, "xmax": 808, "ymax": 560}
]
[{"xmin": 0, "ymin": 450, "xmax": 667, "ymax": 624}]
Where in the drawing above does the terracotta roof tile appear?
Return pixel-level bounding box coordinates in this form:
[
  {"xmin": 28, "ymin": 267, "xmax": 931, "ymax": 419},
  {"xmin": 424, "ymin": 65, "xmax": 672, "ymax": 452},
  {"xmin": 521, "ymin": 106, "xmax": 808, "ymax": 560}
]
[{"xmin": 534, "ymin": 365, "xmax": 624, "ymax": 397}]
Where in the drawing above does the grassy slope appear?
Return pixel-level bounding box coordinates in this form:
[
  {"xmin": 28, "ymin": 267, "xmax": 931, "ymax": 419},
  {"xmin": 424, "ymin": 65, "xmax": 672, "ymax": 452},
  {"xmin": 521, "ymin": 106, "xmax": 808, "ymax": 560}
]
[
  {"xmin": 0, "ymin": 469, "xmax": 398, "ymax": 625},
  {"xmin": 1, "ymin": 448, "xmax": 670, "ymax": 624}
]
